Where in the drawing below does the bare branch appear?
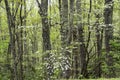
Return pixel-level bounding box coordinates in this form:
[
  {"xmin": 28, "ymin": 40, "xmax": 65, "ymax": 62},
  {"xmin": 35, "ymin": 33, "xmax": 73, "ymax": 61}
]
[
  {"xmin": 36, "ymin": 0, "xmax": 43, "ymax": 15},
  {"xmin": 14, "ymin": 2, "xmax": 20, "ymax": 18},
  {"xmin": 0, "ymin": 0, "xmax": 2, "ymax": 3}
]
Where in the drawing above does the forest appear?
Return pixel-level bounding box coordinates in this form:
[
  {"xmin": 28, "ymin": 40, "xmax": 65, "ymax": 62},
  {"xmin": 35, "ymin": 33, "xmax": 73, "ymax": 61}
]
[{"xmin": 0, "ymin": 0, "xmax": 120, "ymax": 80}]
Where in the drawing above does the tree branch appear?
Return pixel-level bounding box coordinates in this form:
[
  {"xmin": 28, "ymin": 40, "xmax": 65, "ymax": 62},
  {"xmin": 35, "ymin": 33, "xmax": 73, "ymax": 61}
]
[
  {"xmin": 36, "ymin": 0, "xmax": 43, "ymax": 15},
  {"xmin": 14, "ymin": 2, "xmax": 20, "ymax": 18},
  {"xmin": 0, "ymin": 0, "xmax": 2, "ymax": 3}
]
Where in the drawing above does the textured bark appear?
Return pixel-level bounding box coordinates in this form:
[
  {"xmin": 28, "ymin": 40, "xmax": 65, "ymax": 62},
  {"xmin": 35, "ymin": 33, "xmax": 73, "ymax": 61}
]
[
  {"xmin": 36, "ymin": 0, "xmax": 52, "ymax": 79},
  {"xmin": 104, "ymin": 0, "xmax": 115, "ymax": 78},
  {"xmin": 59, "ymin": 0, "xmax": 70, "ymax": 78},
  {"xmin": 19, "ymin": 0, "xmax": 24, "ymax": 79},
  {"xmin": 60, "ymin": 0, "xmax": 71, "ymax": 79},
  {"xmin": 41, "ymin": 0, "xmax": 51, "ymax": 51},
  {"xmin": 60, "ymin": 0, "xmax": 69, "ymax": 46},
  {"xmin": 72, "ymin": 27, "xmax": 79, "ymax": 78},
  {"xmin": 76, "ymin": 0, "xmax": 88, "ymax": 78},
  {"xmin": 4, "ymin": 0, "xmax": 24, "ymax": 80},
  {"xmin": 69, "ymin": 0, "xmax": 80, "ymax": 78},
  {"xmin": 4, "ymin": 0, "xmax": 17, "ymax": 80},
  {"xmin": 23, "ymin": 0, "xmax": 27, "ymax": 55}
]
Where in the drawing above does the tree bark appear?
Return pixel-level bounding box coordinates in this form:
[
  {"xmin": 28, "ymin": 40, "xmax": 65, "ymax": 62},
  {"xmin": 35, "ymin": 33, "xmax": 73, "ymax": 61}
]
[
  {"xmin": 69, "ymin": 0, "xmax": 80, "ymax": 78},
  {"xmin": 59, "ymin": 0, "xmax": 72, "ymax": 79},
  {"xmin": 60, "ymin": 0, "xmax": 69, "ymax": 46},
  {"xmin": 76, "ymin": 0, "xmax": 88, "ymax": 78},
  {"xmin": 4, "ymin": 0, "xmax": 17, "ymax": 80},
  {"xmin": 4, "ymin": 0, "xmax": 24, "ymax": 80},
  {"xmin": 104, "ymin": 0, "xmax": 115, "ymax": 78},
  {"xmin": 36, "ymin": 0, "xmax": 52, "ymax": 79},
  {"xmin": 95, "ymin": 17, "xmax": 103, "ymax": 78}
]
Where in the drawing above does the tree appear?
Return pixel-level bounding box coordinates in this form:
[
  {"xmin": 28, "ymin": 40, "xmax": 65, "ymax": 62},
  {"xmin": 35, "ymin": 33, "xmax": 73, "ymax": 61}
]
[
  {"xmin": 104, "ymin": 0, "xmax": 115, "ymax": 78},
  {"xmin": 60, "ymin": 0, "xmax": 69, "ymax": 46},
  {"xmin": 69, "ymin": 0, "xmax": 80, "ymax": 78},
  {"xmin": 4, "ymin": 0, "xmax": 18, "ymax": 79},
  {"xmin": 59, "ymin": 0, "xmax": 72, "ymax": 79},
  {"xmin": 36, "ymin": 0, "xmax": 52, "ymax": 79},
  {"xmin": 0, "ymin": 0, "xmax": 2, "ymax": 3},
  {"xmin": 1, "ymin": 0, "xmax": 120, "ymax": 79},
  {"xmin": 4, "ymin": 0, "xmax": 24, "ymax": 79},
  {"xmin": 94, "ymin": 0, "xmax": 103, "ymax": 78},
  {"xmin": 76, "ymin": 0, "xmax": 88, "ymax": 78},
  {"xmin": 36, "ymin": 0, "xmax": 51, "ymax": 54}
]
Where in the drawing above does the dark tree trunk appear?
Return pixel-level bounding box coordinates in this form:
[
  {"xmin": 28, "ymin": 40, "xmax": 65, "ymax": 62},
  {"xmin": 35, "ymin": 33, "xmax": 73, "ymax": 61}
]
[
  {"xmin": 76, "ymin": 0, "xmax": 88, "ymax": 78},
  {"xmin": 60, "ymin": 0, "xmax": 69, "ymax": 46},
  {"xmin": 95, "ymin": 17, "xmax": 103, "ymax": 78},
  {"xmin": 19, "ymin": 0, "xmax": 24, "ymax": 79},
  {"xmin": 4, "ymin": 0, "xmax": 24, "ymax": 80},
  {"xmin": 72, "ymin": 27, "xmax": 79, "ymax": 78},
  {"xmin": 36, "ymin": 0, "xmax": 52, "ymax": 79},
  {"xmin": 4, "ymin": 0, "xmax": 18, "ymax": 80},
  {"xmin": 69, "ymin": 0, "xmax": 80, "ymax": 78},
  {"xmin": 104, "ymin": 0, "xmax": 115, "ymax": 78},
  {"xmin": 59, "ymin": 0, "xmax": 72, "ymax": 79},
  {"xmin": 36, "ymin": 0, "xmax": 51, "ymax": 51}
]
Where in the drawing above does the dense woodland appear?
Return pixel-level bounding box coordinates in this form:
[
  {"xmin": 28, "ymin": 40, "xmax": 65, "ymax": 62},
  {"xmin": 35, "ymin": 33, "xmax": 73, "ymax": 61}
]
[{"xmin": 0, "ymin": 0, "xmax": 120, "ymax": 80}]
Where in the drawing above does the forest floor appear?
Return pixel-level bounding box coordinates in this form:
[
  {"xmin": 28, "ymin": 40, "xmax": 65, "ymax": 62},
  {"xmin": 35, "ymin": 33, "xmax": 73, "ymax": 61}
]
[
  {"xmin": 82, "ymin": 78, "xmax": 120, "ymax": 80},
  {"xmin": 60, "ymin": 78, "xmax": 120, "ymax": 80}
]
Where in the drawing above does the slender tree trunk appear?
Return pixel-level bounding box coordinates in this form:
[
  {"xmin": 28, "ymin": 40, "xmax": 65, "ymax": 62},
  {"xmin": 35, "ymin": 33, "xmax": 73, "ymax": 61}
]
[
  {"xmin": 59, "ymin": 0, "xmax": 71, "ymax": 79},
  {"xmin": 72, "ymin": 27, "xmax": 79, "ymax": 78},
  {"xmin": 69, "ymin": 0, "xmax": 80, "ymax": 78},
  {"xmin": 76, "ymin": 0, "xmax": 88, "ymax": 78},
  {"xmin": 95, "ymin": 17, "xmax": 103, "ymax": 78},
  {"xmin": 104, "ymin": 0, "xmax": 115, "ymax": 78},
  {"xmin": 19, "ymin": 0, "xmax": 24, "ymax": 79},
  {"xmin": 4, "ymin": 0, "xmax": 18, "ymax": 80},
  {"xmin": 23, "ymin": 0, "xmax": 28, "ymax": 57},
  {"xmin": 93, "ymin": 0, "xmax": 103, "ymax": 78},
  {"xmin": 36, "ymin": 0, "xmax": 52, "ymax": 79},
  {"xmin": 60, "ymin": 0, "xmax": 69, "ymax": 46},
  {"xmin": 4, "ymin": 0, "xmax": 25, "ymax": 80}
]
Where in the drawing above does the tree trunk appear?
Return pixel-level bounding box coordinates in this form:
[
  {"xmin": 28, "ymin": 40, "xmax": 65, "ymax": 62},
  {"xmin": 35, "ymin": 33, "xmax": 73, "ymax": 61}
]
[
  {"xmin": 19, "ymin": 0, "xmax": 24, "ymax": 79},
  {"xmin": 4, "ymin": 0, "xmax": 18, "ymax": 80},
  {"xmin": 4, "ymin": 0, "xmax": 24, "ymax": 79},
  {"xmin": 95, "ymin": 17, "xmax": 103, "ymax": 78},
  {"xmin": 72, "ymin": 27, "xmax": 79, "ymax": 78},
  {"xmin": 93, "ymin": 0, "xmax": 103, "ymax": 78},
  {"xmin": 59, "ymin": 0, "xmax": 71, "ymax": 79},
  {"xmin": 76, "ymin": 0, "xmax": 88, "ymax": 78},
  {"xmin": 36, "ymin": 0, "xmax": 52, "ymax": 79},
  {"xmin": 104, "ymin": 0, "xmax": 115, "ymax": 78},
  {"xmin": 69, "ymin": 0, "xmax": 80, "ymax": 78},
  {"xmin": 60, "ymin": 0, "xmax": 69, "ymax": 46}
]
